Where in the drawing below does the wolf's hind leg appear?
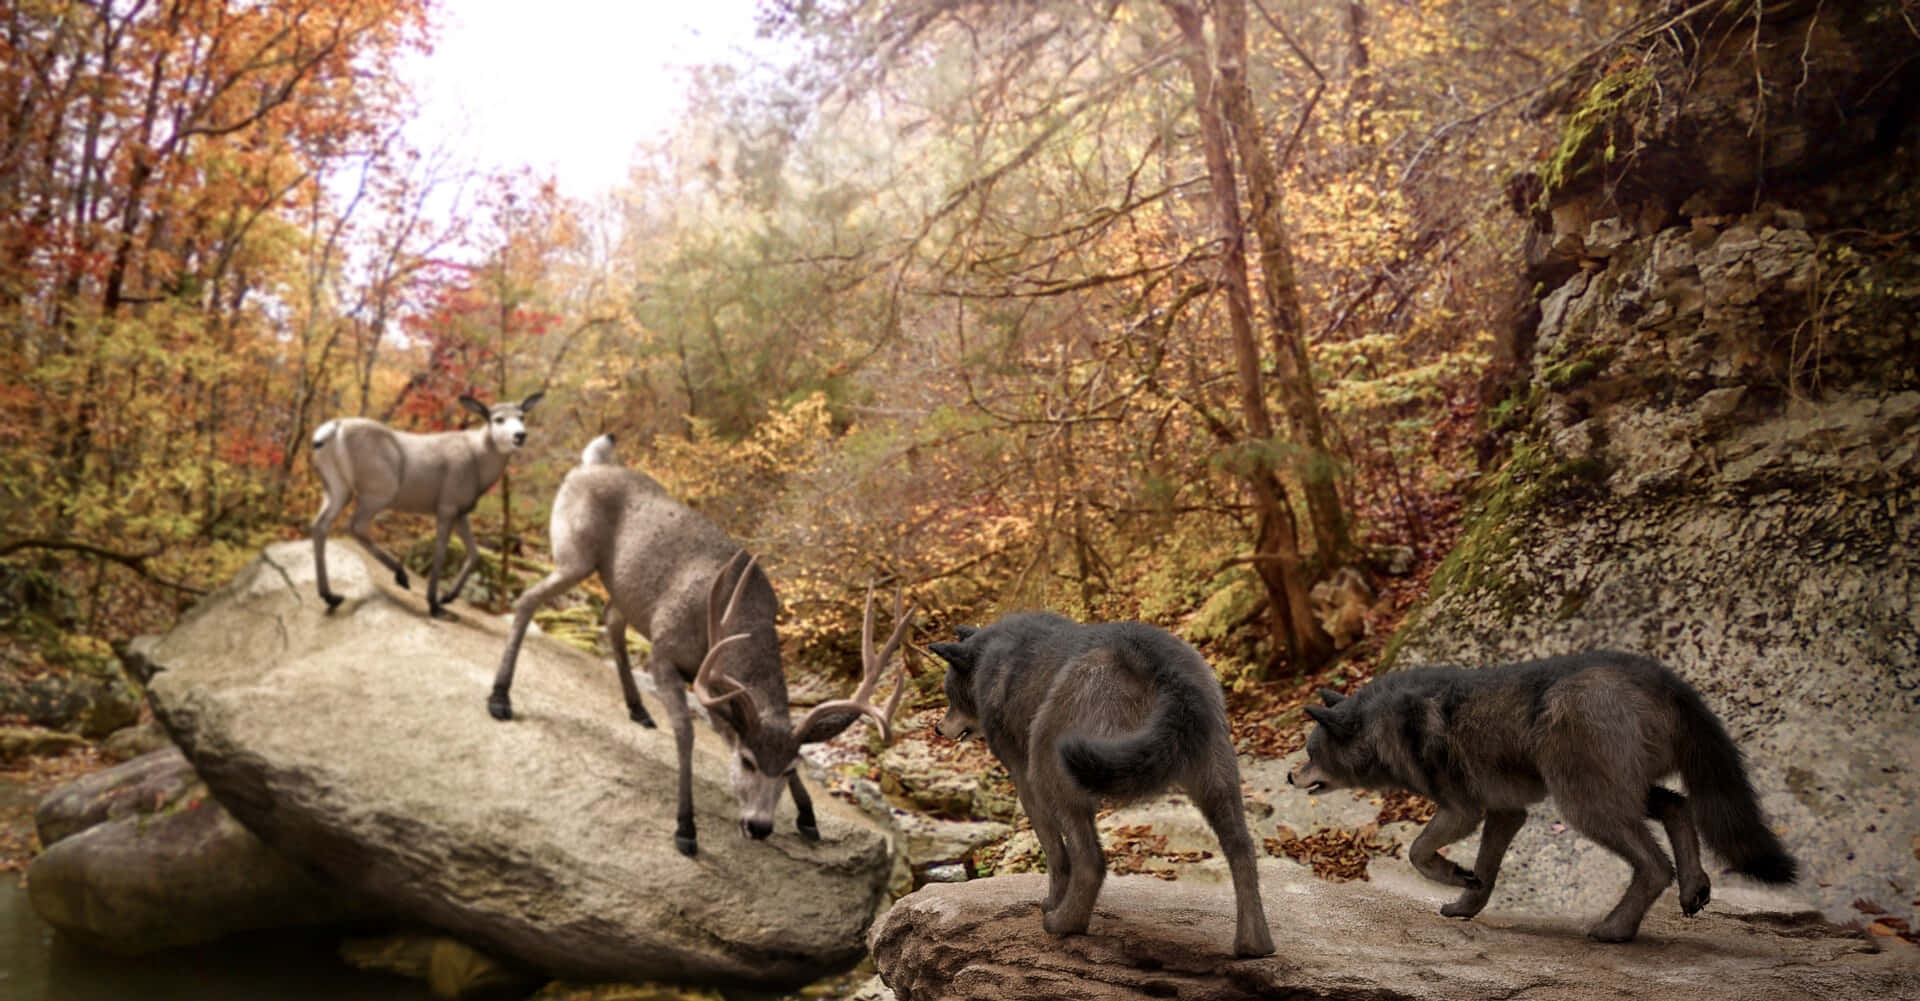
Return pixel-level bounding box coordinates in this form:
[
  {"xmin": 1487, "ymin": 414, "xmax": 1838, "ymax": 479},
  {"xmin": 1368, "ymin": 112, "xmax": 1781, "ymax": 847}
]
[
  {"xmin": 1193, "ymin": 770, "xmax": 1275, "ymax": 957},
  {"xmin": 1647, "ymin": 786, "xmax": 1710, "ymax": 914},
  {"xmin": 1041, "ymin": 807, "xmax": 1105, "ymax": 938},
  {"xmin": 1441, "ymin": 808, "xmax": 1525, "ymax": 918},
  {"xmin": 1410, "ymin": 805, "xmax": 1485, "ymax": 889},
  {"xmin": 1564, "ymin": 800, "xmax": 1675, "ymax": 942}
]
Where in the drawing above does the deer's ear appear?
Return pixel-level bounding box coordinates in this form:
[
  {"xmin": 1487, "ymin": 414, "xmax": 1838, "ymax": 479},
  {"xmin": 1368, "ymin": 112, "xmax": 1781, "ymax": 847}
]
[
  {"xmin": 929, "ymin": 642, "xmax": 972, "ymax": 671},
  {"xmin": 458, "ymin": 395, "xmax": 490, "ymax": 418},
  {"xmin": 953, "ymin": 625, "xmax": 978, "ymax": 641},
  {"xmin": 519, "ymin": 390, "xmax": 545, "ymax": 413},
  {"xmin": 1317, "ymin": 687, "xmax": 1347, "ymax": 707}
]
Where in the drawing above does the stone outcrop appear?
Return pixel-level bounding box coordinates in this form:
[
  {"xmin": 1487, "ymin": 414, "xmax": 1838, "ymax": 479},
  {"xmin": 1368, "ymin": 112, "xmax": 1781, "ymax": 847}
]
[
  {"xmin": 870, "ymin": 866, "xmax": 1919, "ymax": 1001},
  {"xmin": 27, "ymin": 747, "xmax": 370, "ymax": 952},
  {"xmin": 1395, "ymin": 0, "xmax": 1920, "ymax": 928},
  {"xmin": 134, "ymin": 541, "xmax": 894, "ymax": 988}
]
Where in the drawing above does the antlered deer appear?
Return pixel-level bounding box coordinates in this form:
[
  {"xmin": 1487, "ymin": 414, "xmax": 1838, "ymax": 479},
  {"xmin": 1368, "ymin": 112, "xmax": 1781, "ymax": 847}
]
[{"xmin": 489, "ymin": 434, "xmax": 913, "ymax": 855}]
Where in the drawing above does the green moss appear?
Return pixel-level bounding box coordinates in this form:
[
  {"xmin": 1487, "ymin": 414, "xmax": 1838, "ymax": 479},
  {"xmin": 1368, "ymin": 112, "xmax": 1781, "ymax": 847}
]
[
  {"xmin": 1540, "ymin": 66, "xmax": 1655, "ymax": 204},
  {"xmin": 1414, "ymin": 440, "xmax": 1608, "ymax": 624}
]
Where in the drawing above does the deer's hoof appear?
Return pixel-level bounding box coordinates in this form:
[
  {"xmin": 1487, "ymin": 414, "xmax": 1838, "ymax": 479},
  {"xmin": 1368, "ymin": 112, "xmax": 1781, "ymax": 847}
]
[
  {"xmin": 797, "ymin": 821, "xmax": 821, "ymax": 842},
  {"xmin": 395, "ymin": 569, "xmax": 411, "ymax": 590},
  {"xmin": 320, "ymin": 591, "xmax": 343, "ymax": 612},
  {"xmin": 674, "ymin": 834, "xmax": 698, "ymax": 858},
  {"xmin": 428, "ymin": 601, "xmax": 451, "ymax": 620},
  {"xmin": 629, "ymin": 707, "xmax": 657, "ymax": 728},
  {"xmin": 487, "ymin": 694, "xmax": 513, "ymax": 721}
]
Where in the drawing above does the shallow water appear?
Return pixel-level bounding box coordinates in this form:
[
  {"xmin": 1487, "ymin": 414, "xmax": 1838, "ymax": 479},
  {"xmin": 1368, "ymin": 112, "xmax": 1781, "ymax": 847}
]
[{"xmin": 0, "ymin": 878, "xmax": 431, "ymax": 1001}]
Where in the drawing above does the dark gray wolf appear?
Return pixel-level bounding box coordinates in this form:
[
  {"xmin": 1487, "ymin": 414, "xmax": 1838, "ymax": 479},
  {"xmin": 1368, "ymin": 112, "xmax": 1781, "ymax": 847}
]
[
  {"xmin": 930, "ymin": 612, "xmax": 1275, "ymax": 957},
  {"xmin": 1287, "ymin": 650, "xmax": 1797, "ymax": 941}
]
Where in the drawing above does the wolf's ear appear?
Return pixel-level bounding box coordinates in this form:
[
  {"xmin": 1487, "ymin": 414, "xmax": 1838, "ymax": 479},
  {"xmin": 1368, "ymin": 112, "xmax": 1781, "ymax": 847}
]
[
  {"xmin": 1317, "ymin": 687, "xmax": 1346, "ymax": 707},
  {"xmin": 953, "ymin": 625, "xmax": 978, "ymax": 641},
  {"xmin": 1305, "ymin": 704, "xmax": 1354, "ymax": 739},
  {"xmin": 458, "ymin": 395, "xmax": 491, "ymax": 418},
  {"xmin": 929, "ymin": 641, "xmax": 972, "ymax": 670}
]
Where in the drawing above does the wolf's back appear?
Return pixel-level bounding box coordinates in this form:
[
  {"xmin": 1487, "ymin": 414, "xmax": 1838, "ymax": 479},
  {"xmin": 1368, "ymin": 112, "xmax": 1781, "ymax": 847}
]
[{"xmin": 1056, "ymin": 625, "xmax": 1221, "ymax": 800}]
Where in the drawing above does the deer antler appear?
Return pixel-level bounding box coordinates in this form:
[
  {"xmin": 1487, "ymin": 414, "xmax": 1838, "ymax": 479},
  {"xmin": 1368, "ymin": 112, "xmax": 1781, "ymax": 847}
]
[
  {"xmin": 796, "ymin": 581, "xmax": 916, "ymax": 744},
  {"xmin": 692, "ymin": 551, "xmax": 761, "ymax": 735}
]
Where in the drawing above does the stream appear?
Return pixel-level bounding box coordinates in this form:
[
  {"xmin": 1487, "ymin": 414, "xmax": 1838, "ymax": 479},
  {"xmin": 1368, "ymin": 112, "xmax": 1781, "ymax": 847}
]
[{"xmin": 0, "ymin": 878, "xmax": 431, "ymax": 1001}]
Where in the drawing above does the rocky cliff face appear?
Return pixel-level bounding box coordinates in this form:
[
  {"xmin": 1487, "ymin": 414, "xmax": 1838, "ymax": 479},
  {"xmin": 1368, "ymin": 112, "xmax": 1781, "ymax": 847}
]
[{"xmin": 1395, "ymin": 1, "xmax": 1920, "ymax": 928}]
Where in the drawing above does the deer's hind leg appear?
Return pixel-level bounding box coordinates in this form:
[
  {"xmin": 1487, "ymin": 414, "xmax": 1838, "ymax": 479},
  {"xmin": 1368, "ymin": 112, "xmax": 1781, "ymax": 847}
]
[
  {"xmin": 605, "ymin": 605, "xmax": 655, "ymax": 728},
  {"xmin": 488, "ymin": 559, "xmax": 594, "ymax": 721}
]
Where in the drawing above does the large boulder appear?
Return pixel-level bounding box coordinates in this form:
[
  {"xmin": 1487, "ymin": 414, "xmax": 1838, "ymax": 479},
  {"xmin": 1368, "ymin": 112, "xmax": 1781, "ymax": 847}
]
[
  {"xmin": 27, "ymin": 747, "xmax": 370, "ymax": 952},
  {"xmin": 135, "ymin": 541, "xmax": 894, "ymax": 988},
  {"xmin": 870, "ymin": 866, "xmax": 1919, "ymax": 1001}
]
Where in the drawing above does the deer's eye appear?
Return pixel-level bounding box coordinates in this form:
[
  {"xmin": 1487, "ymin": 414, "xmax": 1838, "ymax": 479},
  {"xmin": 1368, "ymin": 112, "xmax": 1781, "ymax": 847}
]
[{"xmin": 740, "ymin": 757, "xmax": 757, "ymax": 774}]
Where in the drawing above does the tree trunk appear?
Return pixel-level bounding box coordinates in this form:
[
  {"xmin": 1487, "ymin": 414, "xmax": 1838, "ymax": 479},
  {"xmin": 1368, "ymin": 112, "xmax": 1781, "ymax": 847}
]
[
  {"xmin": 1214, "ymin": 0, "xmax": 1350, "ymax": 565},
  {"xmin": 1162, "ymin": 0, "xmax": 1332, "ymax": 670}
]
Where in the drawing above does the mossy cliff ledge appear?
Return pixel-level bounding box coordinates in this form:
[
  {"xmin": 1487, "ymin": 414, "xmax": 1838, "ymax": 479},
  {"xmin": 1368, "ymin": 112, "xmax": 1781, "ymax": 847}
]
[{"xmin": 1395, "ymin": 1, "xmax": 1920, "ymax": 929}]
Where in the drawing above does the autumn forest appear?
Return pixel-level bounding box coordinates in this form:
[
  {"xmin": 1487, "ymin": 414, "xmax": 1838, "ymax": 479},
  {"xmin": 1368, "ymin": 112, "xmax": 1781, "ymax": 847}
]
[{"xmin": 3, "ymin": 0, "xmax": 1634, "ymax": 691}]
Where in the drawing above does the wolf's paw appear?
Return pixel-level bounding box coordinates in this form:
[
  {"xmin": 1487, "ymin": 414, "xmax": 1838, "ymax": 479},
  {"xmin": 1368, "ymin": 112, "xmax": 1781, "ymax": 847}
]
[
  {"xmin": 1680, "ymin": 880, "xmax": 1711, "ymax": 916},
  {"xmin": 1041, "ymin": 910, "xmax": 1089, "ymax": 937},
  {"xmin": 1234, "ymin": 926, "xmax": 1276, "ymax": 958},
  {"xmin": 1416, "ymin": 857, "xmax": 1481, "ymax": 888},
  {"xmin": 1587, "ymin": 922, "xmax": 1638, "ymax": 943}
]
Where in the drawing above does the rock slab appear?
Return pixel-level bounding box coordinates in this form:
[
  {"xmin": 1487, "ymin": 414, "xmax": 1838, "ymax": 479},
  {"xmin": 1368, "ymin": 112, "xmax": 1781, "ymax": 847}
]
[
  {"xmin": 138, "ymin": 541, "xmax": 893, "ymax": 987},
  {"xmin": 870, "ymin": 867, "xmax": 1920, "ymax": 1001},
  {"xmin": 28, "ymin": 747, "xmax": 369, "ymax": 952}
]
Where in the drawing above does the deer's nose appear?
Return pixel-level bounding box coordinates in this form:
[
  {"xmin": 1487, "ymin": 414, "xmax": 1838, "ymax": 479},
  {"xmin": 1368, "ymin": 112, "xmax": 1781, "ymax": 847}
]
[
  {"xmin": 512, "ymin": 431, "xmax": 526, "ymax": 446},
  {"xmin": 745, "ymin": 818, "xmax": 773, "ymax": 840}
]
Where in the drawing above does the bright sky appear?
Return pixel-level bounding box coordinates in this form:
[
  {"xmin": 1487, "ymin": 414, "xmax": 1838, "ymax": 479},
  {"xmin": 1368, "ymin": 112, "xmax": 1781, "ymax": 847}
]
[{"xmin": 402, "ymin": 1, "xmax": 769, "ymax": 199}]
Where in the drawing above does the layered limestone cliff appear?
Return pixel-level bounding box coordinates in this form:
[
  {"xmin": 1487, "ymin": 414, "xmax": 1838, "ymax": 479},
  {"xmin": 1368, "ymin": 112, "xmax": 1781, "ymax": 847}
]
[{"xmin": 1393, "ymin": 0, "xmax": 1920, "ymax": 928}]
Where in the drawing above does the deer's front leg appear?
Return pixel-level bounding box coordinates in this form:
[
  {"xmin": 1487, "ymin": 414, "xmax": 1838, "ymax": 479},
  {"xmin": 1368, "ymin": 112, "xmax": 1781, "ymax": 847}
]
[
  {"xmin": 787, "ymin": 771, "xmax": 819, "ymax": 841},
  {"xmin": 653, "ymin": 672, "xmax": 700, "ymax": 856}
]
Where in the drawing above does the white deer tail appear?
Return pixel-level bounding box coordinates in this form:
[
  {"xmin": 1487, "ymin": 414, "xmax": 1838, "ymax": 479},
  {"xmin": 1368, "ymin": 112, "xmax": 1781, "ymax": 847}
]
[{"xmin": 580, "ymin": 433, "xmax": 618, "ymax": 467}]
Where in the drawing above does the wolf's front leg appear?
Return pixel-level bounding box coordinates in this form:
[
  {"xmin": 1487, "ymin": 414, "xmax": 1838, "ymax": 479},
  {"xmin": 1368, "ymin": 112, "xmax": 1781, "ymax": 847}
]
[
  {"xmin": 1409, "ymin": 805, "xmax": 1485, "ymax": 890},
  {"xmin": 1442, "ymin": 808, "xmax": 1524, "ymax": 918}
]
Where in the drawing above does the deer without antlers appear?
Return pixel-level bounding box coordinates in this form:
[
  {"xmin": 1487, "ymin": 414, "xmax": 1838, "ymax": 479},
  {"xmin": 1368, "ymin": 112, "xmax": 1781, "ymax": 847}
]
[
  {"xmin": 489, "ymin": 434, "xmax": 914, "ymax": 856},
  {"xmin": 309, "ymin": 392, "xmax": 543, "ymax": 617}
]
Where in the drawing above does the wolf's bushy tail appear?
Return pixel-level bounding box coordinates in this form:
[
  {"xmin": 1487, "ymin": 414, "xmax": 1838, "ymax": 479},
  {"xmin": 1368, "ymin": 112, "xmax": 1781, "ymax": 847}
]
[
  {"xmin": 1057, "ymin": 632, "xmax": 1218, "ymax": 800},
  {"xmin": 1672, "ymin": 681, "xmax": 1798, "ymax": 884}
]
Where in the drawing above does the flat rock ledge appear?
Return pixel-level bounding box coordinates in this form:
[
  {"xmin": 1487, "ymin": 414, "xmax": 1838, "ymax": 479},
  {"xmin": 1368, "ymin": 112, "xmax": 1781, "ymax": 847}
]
[
  {"xmin": 870, "ymin": 867, "xmax": 1920, "ymax": 1001},
  {"xmin": 137, "ymin": 541, "xmax": 894, "ymax": 988}
]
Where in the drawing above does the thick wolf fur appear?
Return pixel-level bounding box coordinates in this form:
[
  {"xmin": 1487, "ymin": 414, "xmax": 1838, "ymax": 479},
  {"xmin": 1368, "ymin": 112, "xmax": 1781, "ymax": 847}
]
[
  {"xmin": 1288, "ymin": 650, "xmax": 1797, "ymax": 942},
  {"xmin": 931, "ymin": 612, "xmax": 1275, "ymax": 958}
]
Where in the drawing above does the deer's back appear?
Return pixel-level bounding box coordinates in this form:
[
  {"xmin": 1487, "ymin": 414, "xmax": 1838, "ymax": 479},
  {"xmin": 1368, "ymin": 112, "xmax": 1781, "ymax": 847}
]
[{"xmin": 554, "ymin": 465, "xmax": 758, "ymax": 650}]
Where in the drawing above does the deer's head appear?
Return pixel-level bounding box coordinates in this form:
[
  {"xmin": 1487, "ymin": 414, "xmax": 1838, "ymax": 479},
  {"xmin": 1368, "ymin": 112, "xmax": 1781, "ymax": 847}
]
[
  {"xmin": 459, "ymin": 392, "xmax": 544, "ymax": 452},
  {"xmin": 694, "ymin": 553, "xmax": 915, "ymax": 840}
]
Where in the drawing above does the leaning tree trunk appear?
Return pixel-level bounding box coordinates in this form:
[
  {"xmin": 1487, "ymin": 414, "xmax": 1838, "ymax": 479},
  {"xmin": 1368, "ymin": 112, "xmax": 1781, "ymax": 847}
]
[
  {"xmin": 1214, "ymin": 0, "xmax": 1350, "ymax": 564},
  {"xmin": 1163, "ymin": 0, "xmax": 1332, "ymax": 670}
]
